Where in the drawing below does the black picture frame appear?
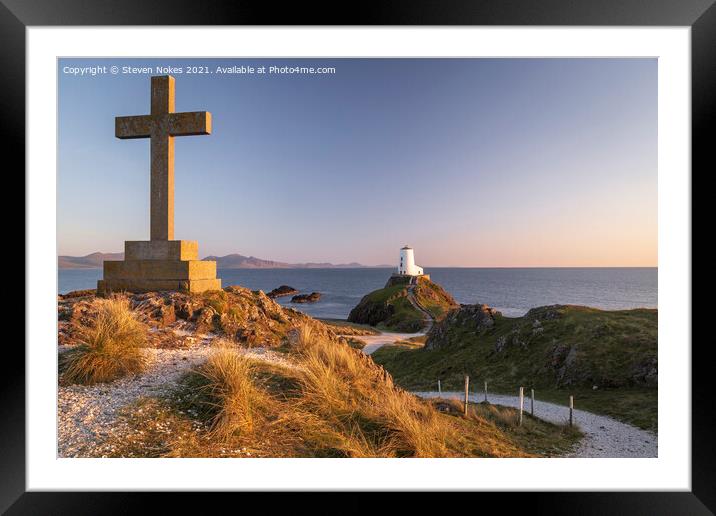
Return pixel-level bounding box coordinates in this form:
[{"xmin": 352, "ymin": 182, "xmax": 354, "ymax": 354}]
[{"xmin": 6, "ymin": 0, "xmax": 709, "ymax": 513}]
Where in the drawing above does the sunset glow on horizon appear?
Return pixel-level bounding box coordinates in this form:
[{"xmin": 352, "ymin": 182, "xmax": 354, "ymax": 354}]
[{"xmin": 58, "ymin": 58, "xmax": 657, "ymax": 267}]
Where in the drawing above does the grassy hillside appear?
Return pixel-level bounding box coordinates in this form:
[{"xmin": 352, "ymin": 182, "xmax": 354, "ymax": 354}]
[
  {"xmin": 347, "ymin": 276, "xmax": 458, "ymax": 332},
  {"xmin": 59, "ymin": 292, "xmax": 582, "ymax": 458},
  {"xmin": 102, "ymin": 329, "xmax": 581, "ymax": 458},
  {"xmin": 372, "ymin": 304, "xmax": 658, "ymax": 431}
]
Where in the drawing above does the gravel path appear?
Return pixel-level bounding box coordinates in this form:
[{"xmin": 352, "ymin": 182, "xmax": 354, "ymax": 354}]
[
  {"xmin": 357, "ymin": 331, "xmax": 425, "ymax": 355},
  {"xmin": 57, "ymin": 344, "xmax": 294, "ymax": 458},
  {"xmin": 413, "ymin": 391, "xmax": 657, "ymax": 458}
]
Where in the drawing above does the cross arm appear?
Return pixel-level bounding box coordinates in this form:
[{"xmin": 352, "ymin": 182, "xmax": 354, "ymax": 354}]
[
  {"xmin": 115, "ymin": 115, "xmax": 153, "ymax": 139},
  {"xmin": 168, "ymin": 111, "xmax": 212, "ymax": 137}
]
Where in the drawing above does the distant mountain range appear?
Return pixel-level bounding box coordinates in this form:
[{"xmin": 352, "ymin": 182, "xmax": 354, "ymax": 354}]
[
  {"xmin": 58, "ymin": 252, "xmax": 390, "ymax": 269},
  {"xmin": 58, "ymin": 252, "xmax": 125, "ymax": 269},
  {"xmin": 203, "ymin": 254, "xmax": 387, "ymax": 269}
]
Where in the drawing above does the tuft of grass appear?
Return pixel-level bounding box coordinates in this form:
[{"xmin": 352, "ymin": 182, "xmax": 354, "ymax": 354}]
[
  {"xmin": 60, "ymin": 297, "xmax": 148, "ymax": 385},
  {"xmin": 193, "ymin": 340, "xmax": 275, "ymax": 441}
]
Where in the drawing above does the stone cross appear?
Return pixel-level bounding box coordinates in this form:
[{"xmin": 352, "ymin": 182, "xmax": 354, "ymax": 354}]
[{"xmin": 115, "ymin": 75, "xmax": 211, "ymax": 241}]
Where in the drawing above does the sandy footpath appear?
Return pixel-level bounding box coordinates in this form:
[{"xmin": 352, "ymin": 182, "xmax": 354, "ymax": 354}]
[{"xmin": 357, "ymin": 332, "xmax": 425, "ymax": 355}]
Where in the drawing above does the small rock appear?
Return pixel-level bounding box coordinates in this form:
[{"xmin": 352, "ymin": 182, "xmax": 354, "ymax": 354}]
[
  {"xmin": 266, "ymin": 285, "xmax": 299, "ymax": 298},
  {"xmin": 291, "ymin": 292, "xmax": 321, "ymax": 303}
]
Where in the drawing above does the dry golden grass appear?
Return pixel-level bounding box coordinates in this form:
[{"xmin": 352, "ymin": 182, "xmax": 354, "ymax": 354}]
[
  {"xmin": 60, "ymin": 297, "xmax": 148, "ymax": 385},
  {"xmin": 289, "ymin": 325, "xmax": 460, "ymax": 457},
  {"xmin": 434, "ymin": 398, "xmax": 583, "ymax": 457},
  {"xmin": 111, "ymin": 324, "xmax": 580, "ymax": 457},
  {"xmin": 193, "ymin": 341, "xmax": 275, "ymax": 441},
  {"xmin": 168, "ymin": 326, "xmax": 528, "ymax": 457}
]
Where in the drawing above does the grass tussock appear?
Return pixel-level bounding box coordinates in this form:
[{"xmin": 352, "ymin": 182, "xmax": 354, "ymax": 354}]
[
  {"xmin": 60, "ymin": 297, "xmax": 148, "ymax": 385},
  {"xmin": 193, "ymin": 341, "xmax": 275, "ymax": 441}
]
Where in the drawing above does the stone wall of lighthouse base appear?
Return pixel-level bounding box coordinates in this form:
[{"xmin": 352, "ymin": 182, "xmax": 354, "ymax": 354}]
[{"xmin": 385, "ymin": 273, "xmax": 431, "ymax": 288}]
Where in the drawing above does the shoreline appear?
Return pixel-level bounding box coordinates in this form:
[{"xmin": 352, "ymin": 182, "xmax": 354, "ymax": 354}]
[{"xmin": 57, "ymin": 269, "xmax": 658, "ymax": 317}]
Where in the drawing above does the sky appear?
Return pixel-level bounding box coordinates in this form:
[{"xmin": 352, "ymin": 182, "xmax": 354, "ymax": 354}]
[{"xmin": 58, "ymin": 58, "xmax": 657, "ymax": 267}]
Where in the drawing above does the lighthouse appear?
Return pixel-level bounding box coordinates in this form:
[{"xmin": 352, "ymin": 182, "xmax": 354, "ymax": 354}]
[{"xmin": 398, "ymin": 246, "xmax": 424, "ymax": 276}]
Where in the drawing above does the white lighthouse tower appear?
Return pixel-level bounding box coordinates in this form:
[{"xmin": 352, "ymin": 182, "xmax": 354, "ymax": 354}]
[{"xmin": 398, "ymin": 246, "xmax": 424, "ymax": 276}]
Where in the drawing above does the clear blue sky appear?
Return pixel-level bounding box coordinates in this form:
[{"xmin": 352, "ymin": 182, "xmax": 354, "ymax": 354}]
[{"xmin": 58, "ymin": 58, "xmax": 657, "ymax": 267}]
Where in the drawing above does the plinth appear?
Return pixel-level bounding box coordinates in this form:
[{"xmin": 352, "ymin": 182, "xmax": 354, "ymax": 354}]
[{"xmin": 97, "ymin": 240, "xmax": 221, "ymax": 294}]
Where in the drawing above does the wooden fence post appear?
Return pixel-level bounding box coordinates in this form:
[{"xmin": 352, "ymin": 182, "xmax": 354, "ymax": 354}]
[
  {"xmin": 531, "ymin": 388, "xmax": 535, "ymax": 417},
  {"xmin": 438, "ymin": 379, "xmax": 441, "ymax": 394},
  {"xmin": 464, "ymin": 375, "xmax": 470, "ymax": 416},
  {"xmin": 569, "ymin": 395, "xmax": 574, "ymax": 427},
  {"xmin": 518, "ymin": 386, "xmax": 524, "ymax": 426},
  {"xmin": 484, "ymin": 381, "xmax": 488, "ymax": 403}
]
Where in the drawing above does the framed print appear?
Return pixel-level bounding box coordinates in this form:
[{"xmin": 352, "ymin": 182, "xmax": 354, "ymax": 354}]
[{"xmin": 6, "ymin": 0, "xmax": 712, "ymax": 512}]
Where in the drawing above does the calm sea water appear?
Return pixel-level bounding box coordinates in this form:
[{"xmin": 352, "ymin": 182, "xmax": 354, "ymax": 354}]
[{"xmin": 58, "ymin": 267, "xmax": 657, "ymax": 319}]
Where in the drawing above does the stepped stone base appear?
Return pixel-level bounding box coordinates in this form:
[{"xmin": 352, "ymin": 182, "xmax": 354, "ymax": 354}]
[
  {"xmin": 125, "ymin": 240, "xmax": 198, "ymax": 261},
  {"xmin": 98, "ymin": 278, "xmax": 221, "ymax": 294},
  {"xmin": 97, "ymin": 240, "xmax": 221, "ymax": 294}
]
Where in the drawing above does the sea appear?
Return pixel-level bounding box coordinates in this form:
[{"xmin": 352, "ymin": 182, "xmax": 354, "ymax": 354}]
[{"xmin": 58, "ymin": 267, "xmax": 657, "ymax": 320}]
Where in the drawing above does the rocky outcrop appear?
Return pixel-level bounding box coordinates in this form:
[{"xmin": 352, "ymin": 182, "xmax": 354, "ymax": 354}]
[
  {"xmin": 553, "ymin": 344, "xmax": 580, "ymax": 387},
  {"xmin": 348, "ymin": 276, "xmax": 457, "ymax": 332},
  {"xmin": 631, "ymin": 357, "xmax": 658, "ymax": 386},
  {"xmin": 58, "ymin": 286, "xmax": 344, "ymax": 348},
  {"xmin": 426, "ymin": 303, "xmax": 501, "ymax": 350},
  {"xmin": 267, "ymin": 285, "xmax": 299, "ymax": 298},
  {"xmin": 348, "ymin": 297, "xmax": 397, "ymax": 328},
  {"xmin": 58, "ymin": 289, "xmax": 96, "ymax": 299},
  {"xmin": 291, "ymin": 292, "xmax": 321, "ymax": 303}
]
